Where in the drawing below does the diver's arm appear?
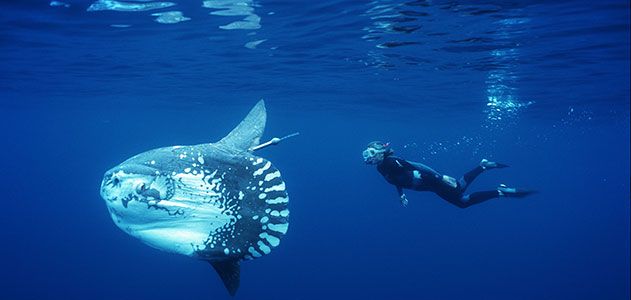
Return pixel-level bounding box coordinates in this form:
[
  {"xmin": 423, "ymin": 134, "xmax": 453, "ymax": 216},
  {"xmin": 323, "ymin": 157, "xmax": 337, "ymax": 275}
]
[
  {"xmin": 396, "ymin": 186, "xmax": 408, "ymax": 207},
  {"xmin": 405, "ymin": 160, "xmax": 438, "ymax": 173},
  {"xmin": 406, "ymin": 160, "xmax": 458, "ymax": 187},
  {"xmin": 398, "ymin": 159, "xmax": 443, "ymax": 179}
]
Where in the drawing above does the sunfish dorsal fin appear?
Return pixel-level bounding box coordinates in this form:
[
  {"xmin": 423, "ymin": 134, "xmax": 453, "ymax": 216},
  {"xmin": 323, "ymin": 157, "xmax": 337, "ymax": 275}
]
[{"xmin": 217, "ymin": 100, "xmax": 266, "ymax": 152}]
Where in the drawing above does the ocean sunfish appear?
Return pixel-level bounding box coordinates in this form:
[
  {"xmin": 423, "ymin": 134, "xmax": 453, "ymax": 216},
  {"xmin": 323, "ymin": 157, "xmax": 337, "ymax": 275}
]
[{"xmin": 99, "ymin": 100, "xmax": 289, "ymax": 296}]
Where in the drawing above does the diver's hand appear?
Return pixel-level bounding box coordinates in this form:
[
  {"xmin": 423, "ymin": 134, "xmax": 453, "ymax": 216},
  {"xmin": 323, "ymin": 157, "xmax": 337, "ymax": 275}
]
[{"xmin": 400, "ymin": 194, "xmax": 408, "ymax": 207}]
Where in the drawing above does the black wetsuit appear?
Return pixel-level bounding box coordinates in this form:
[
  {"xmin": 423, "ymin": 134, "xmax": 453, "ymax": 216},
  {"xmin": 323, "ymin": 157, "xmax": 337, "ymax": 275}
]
[{"xmin": 377, "ymin": 155, "xmax": 500, "ymax": 208}]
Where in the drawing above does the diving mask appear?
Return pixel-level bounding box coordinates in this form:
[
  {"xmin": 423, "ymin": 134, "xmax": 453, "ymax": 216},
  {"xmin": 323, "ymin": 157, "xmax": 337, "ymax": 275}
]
[{"xmin": 363, "ymin": 147, "xmax": 385, "ymax": 164}]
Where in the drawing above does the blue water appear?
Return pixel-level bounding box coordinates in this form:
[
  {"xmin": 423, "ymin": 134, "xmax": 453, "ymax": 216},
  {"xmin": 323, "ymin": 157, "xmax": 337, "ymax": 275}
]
[{"xmin": 1, "ymin": 0, "xmax": 629, "ymax": 299}]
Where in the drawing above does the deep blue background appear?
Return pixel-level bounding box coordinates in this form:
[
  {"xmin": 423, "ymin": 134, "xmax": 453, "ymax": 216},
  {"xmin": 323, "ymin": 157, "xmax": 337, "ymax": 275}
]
[{"xmin": 1, "ymin": 0, "xmax": 629, "ymax": 299}]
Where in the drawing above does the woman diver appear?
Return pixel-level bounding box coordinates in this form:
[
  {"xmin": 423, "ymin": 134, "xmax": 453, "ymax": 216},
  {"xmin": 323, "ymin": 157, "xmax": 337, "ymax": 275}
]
[{"xmin": 363, "ymin": 141, "xmax": 534, "ymax": 208}]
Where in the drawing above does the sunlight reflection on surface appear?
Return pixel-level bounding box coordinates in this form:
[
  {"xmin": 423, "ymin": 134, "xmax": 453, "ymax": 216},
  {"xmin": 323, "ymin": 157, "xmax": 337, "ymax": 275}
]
[{"xmin": 484, "ymin": 20, "xmax": 534, "ymax": 128}]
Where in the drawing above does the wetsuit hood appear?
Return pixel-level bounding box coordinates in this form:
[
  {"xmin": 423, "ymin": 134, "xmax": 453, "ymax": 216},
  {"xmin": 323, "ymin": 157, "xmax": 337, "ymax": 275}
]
[{"xmin": 363, "ymin": 141, "xmax": 393, "ymax": 164}]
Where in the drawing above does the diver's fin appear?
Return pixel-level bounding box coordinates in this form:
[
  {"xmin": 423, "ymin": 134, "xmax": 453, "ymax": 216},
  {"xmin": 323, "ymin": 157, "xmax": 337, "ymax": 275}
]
[
  {"xmin": 480, "ymin": 159, "xmax": 509, "ymax": 170},
  {"xmin": 217, "ymin": 100, "xmax": 267, "ymax": 152},
  {"xmin": 497, "ymin": 184, "xmax": 537, "ymax": 198},
  {"xmin": 210, "ymin": 259, "xmax": 241, "ymax": 296}
]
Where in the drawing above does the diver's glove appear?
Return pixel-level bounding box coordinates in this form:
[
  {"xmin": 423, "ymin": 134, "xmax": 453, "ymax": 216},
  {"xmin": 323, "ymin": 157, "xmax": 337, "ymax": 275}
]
[{"xmin": 400, "ymin": 194, "xmax": 409, "ymax": 207}]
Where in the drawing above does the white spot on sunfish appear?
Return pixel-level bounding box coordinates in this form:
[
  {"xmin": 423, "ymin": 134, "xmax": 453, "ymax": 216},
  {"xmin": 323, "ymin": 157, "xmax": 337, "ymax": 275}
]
[
  {"xmin": 270, "ymin": 210, "xmax": 280, "ymax": 217},
  {"xmin": 253, "ymin": 161, "xmax": 272, "ymax": 176},
  {"xmin": 267, "ymin": 223, "xmax": 288, "ymax": 234},
  {"xmin": 248, "ymin": 246, "xmax": 262, "ymax": 258},
  {"xmin": 260, "ymin": 216, "xmax": 269, "ymax": 223},
  {"xmin": 266, "ymin": 197, "xmax": 288, "ymax": 204},
  {"xmin": 254, "ymin": 158, "xmax": 263, "ymax": 165},
  {"xmin": 150, "ymin": 160, "xmax": 156, "ymax": 165},
  {"xmin": 184, "ymin": 167, "xmax": 191, "ymax": 173},
  {"xmin": 198, "ymin": 156, "xmax": 204, "ymax": 164},
  {"xmin": 257, "ymin": 241, "xmax": 271, "ymax": 254},
  {"xmin": 259, "ymin": 232, "xmax": 280, "ymax": 247},
  {"xmin": 280, "ymin": 210, "xmax": 289, "ymax": 217},
  {"xmin": 258, "ymin": 193, "xmax": 267, "ymax": 199},
  {"xmin": 264, "ymin": 171, "xmax": 281, "ymax": 181},
  {"xmin": 264, "ymin": 182, "xmax": 285, "ymax": 193},
  {"xmin": 252, "ymin": 215, "xmax": 259, "ymax": 220},
  {"xmin": 252, "ymin": 161, "xmax": 272, "ymax": 176},
  {"xmin": 224, "ymin": 248, "xmax": 230, "ymax": 255}
]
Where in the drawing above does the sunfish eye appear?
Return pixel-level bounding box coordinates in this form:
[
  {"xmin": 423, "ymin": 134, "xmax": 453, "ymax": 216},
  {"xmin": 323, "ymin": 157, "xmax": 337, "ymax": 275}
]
[{"xmin": 112, "ymin": 177, "xmax": 121, "ymax": 186}]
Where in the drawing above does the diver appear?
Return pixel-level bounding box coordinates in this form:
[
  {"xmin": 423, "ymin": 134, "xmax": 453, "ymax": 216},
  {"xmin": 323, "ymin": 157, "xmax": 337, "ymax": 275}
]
[{"xmin": 362, "ymin": 141, "xmax": 534, "ymax": 208}]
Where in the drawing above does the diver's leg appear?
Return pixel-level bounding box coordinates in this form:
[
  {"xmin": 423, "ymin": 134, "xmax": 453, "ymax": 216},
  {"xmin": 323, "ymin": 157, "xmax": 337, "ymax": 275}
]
[
  {"xmin": 436, "ymin": 188, "xmax": 496, "ymax": 209},
  {"xmin": 439, "ymin": 189, "xmax": 499, "ymax": 208},
  {"xmin": 454, "ymin": 191, "xmax": 501, "ymax": 208},
  {"xmin": 449, "ymin": 186, "xmax": 535, "ymax": 208},
  {"xmin": 457, "ymin": 166, "xmax": 484, "ymax": 192},
  {"xmin": 458, "ymin": 159, "xmax": 509, "ymax": 192}
]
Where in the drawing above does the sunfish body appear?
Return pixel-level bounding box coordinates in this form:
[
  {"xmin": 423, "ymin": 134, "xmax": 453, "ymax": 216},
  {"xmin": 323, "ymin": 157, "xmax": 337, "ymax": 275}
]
[{"xmin": 99, "ymin": 100, "xmax": 289, "ymax": 295}]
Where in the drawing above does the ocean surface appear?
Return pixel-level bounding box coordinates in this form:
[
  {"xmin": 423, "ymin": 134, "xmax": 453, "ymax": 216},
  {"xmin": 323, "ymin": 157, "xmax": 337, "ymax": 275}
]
[{"xmin": 1, "ymin": 0, "xmax": 629, "ymax": 299}]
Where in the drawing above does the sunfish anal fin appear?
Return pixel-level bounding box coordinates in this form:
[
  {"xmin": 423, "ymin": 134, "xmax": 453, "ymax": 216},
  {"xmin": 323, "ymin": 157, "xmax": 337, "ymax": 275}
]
[
  {"xmin": 217, "ymin": 100, "xmax": 266, "ymax": 153},
  {"xmin": 210, "ymin": 259, "xmax": 241, "ymax": 296}
]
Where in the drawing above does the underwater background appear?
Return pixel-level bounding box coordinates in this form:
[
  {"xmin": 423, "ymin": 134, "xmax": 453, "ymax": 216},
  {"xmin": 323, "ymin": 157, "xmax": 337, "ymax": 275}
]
[{"xmin": 1, "ymin": 0, "xmax": 629, "ymax": 299}]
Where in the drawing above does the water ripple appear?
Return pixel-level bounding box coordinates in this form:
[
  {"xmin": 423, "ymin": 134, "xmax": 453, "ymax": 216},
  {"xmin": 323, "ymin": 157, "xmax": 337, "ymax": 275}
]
[{"xmin": 0, "ymin": 0, "xmax": 627, "ymax": 123}]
